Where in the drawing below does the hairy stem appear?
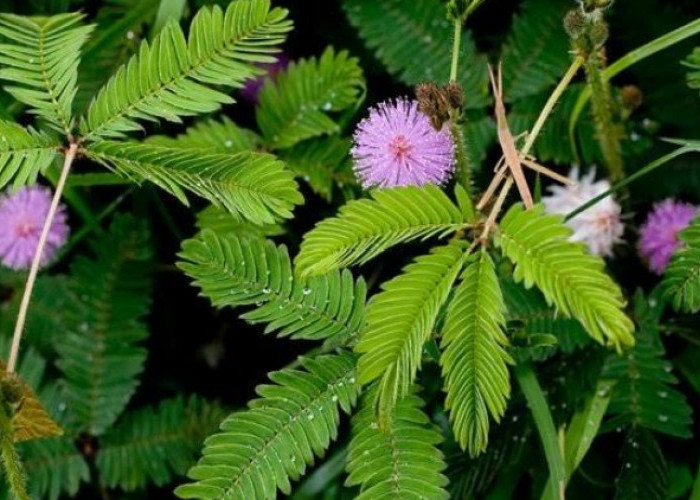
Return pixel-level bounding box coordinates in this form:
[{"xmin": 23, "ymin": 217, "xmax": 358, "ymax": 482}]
[
  {"xmin": 515, "ymin": 362, "xmax": 567, "ymax": 500},
  {"xmin": 584, "ymin": 50, "xmax": 624, "ymax": 181},
  {"xmin": 7, "ymin": 143, "xmax": 78, "ymax": 373}
]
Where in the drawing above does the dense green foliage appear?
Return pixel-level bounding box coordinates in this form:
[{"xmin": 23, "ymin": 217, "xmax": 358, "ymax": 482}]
[{"xmin": 0, "ymin": 0, "xmax": 699, "ymax": 498}]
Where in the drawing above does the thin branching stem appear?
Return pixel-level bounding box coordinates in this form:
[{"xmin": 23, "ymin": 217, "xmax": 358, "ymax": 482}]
[{"xmin": 7, "ymin": 142, "xmax": 78, "ymax": 373}]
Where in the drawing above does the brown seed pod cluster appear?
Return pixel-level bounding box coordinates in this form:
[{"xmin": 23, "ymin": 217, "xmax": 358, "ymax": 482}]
[{"xmin": 415, "ymin": 82, "xmax": 464, "ymax": 130}]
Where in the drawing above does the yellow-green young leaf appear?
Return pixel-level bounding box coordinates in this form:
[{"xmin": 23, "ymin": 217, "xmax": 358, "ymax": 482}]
[
  {"xmin": 440, "ymin": 250, "xmax": 512, "ymax": 456},
  {"xmin": 495, "ymin": 204, "xmax": 634, "ymax": 350},
  {"xmin": 356, "ymin": 243, "xmax": 467, "ymax": 426},
  {"xmin": 0, "ymin": 367, "xmax": 62, "ymax": 443},
  {"xmin": 85, "ymin": 142, "xmax": 302, "ymax": 225},
  {"xmin": 256, "ymin": 47, "xmax": 365, "ymax": 149},
  {"xmin": 80, "ymin": 0, "xmax": 292, "ymax": 140},
  {"xmin": 295, "ymin": 185, "xmax": 469, "ymax": 277},
  {"xmin": 346, "ymin": 388, "xmax": 449, "ymax": 500},
  {"xmin": 662, "ymin": 214, "xmax": 700, "ymax": 313},
  {"xmin": 0, "ymin": 13, "xmax": 94, "ymax": 133},
  {"xmin": 0, "ymin": 120, "xmax": 58, "ymax": 190}
]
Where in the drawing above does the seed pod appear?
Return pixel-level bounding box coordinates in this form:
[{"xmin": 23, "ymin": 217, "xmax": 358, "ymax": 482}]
[
  {"xmin": 444, "ymin": 82, "xmax": 465, "ymax": 111},
  {"xmin": 589, "ymin": 19, "xmax": 610, "ymax": 48},
  {"xmin": 621, "ymin": 85, "xmax": 643, "ymax": 112}
]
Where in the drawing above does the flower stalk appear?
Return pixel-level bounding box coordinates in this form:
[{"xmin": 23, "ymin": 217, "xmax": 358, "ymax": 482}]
[{"xmin": 7, "ymin": 142, "xmax": 78, "ymax": 373}]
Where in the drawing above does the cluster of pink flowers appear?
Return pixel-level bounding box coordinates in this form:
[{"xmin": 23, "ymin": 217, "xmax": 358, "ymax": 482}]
[{"xmin": 0, "ymin": 186, "xmax": 68, "ymax": 270}]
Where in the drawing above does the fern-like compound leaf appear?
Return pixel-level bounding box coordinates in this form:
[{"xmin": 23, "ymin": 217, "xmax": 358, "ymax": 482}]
[
  {"xmin": 614, "ymin": 427, "xmax": 668, "ymax": 500},
  {"xmin": 501, "ymin": 0, "xmax": 571, "ymax": 101},
  {"xmin": 178, "ymin": 231, "xmax": 366, "ymax": 344},
  {"xmin": 75, "ymin": 0, "xmax": 160, "ymax": 112},
  {"xmin": 96, "ymin": 396, "xmax": 226, "ymax": 492},
  {"xmin": 0, "ymin": 13, "xmax": 94, "ymax": 133},
  {"xmin": 85, "ymin": 141, "xmax": 302, "ymax": 225},
  {"xmin": 0, "ymin": 120, "xmax": 58, "ymax": 190},
  {"xmin": 175, "ymin": 352, "xmax": 360, "ymax": 500},
  {"xmin": 295, "ymin": 185, "xmax": 469, "ymax": 277},
  {"xmin": 342, "ymin": 0, "xmax": 489, "ymax": 109},
  {"xmin": 440, "ymin": 250, "xmax": 513, "ymax": 456},
  {"xmin": 356, "ymin": 243, "xmax": 467, "ymax": 425},
  {"xmin": 256, "ymin": 47, "xmax": 365, "ymax": 149},
  {"xmin": 55, "ymin": 215, "xmax": 153, "ymax": 436},
  {"xmin": 147, "ymin": 116, "xmax": 262, "ymax": 153},
  {"xmin": 345, "ymin": 388, "xmax": 449, "ymax": 500},
  {"xmin": 495, "ymin": 204, "xmax": 635, "ymax": 350},
  {"xmin": 80, "ymin": 0, "xmax": 292, "ymax": 140},
  {"xmin": 196, "ymin": 206, "xmax": 285, "ymax": 239},
  {"xmin": 602, "ymin": 291, "xmax": 692, "ymax": 438},
  {"xmin": 662, "ymin": 214, "xmax": 700, "ymax": 313},
  {"xmin": 278, "ymin": 136, "xmax": 356, "ymax": 202}
]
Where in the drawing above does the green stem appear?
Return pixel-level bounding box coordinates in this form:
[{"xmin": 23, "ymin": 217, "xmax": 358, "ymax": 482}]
[
  {"xmin": 449, "ymin": 19, "xmax": 462, "ymax": 82},
  {"xmin": 584, "ymin": 50, "xmax": 625, "ymax": 181},
  {"xmin": 515, "ymin": 362, "xmax": 566, "ymax": 500},
  {"xmin": 570, "ymin": 17, "xmax": 700, "ymax": 157},
  {"xmin": 565, "ymin": 146, "xmax": 695, "ymax": 221},
  {"xmin": 541, "ymin": 379, "xmax": 614, "ymax": 500}
]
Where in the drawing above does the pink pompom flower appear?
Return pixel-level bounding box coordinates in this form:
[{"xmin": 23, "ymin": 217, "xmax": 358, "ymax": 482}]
[
  {"xmin": 0, "ymin": 186, "xmax": 69, "ymax": 270},
  {"xmin": 351, "ymin": 98, "xmax": 455, "ymax": 189},
  {"xmin": 638, "ymin": 199, "xmax": 697, "ymax": 275}
]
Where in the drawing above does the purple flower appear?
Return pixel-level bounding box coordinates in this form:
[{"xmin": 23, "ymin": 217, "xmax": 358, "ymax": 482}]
[
  {"xmin": 0, "ymin": 186, "xmax": 69, "ymax": 270},
  {"xmin": 351, "ymin": 98, "xmax": 455, "ymax": 189},
  {"xmin": 638, "ymin": 199, "xmax": 697, "ymax": 275},
  {"xmin": 240, "ymin": 55, "xmax": 289, "ymax": 104}
]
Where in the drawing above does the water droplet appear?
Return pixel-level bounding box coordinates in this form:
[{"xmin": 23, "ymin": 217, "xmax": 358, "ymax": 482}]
[
  {"xmin": 658, "ymin": 414, "xmax": 669, "ymax": 423},
  {"xmin": 126, "ymin": 31, "xmax": 135, "ymax": 40},
  {"xmin": 322, "ymin": 102, "xmax": 332, "ymax": 111},
  {"xmin": 649, "ymin": 298, "xmax": 657, "ymax": 307},
  {"xmin": 262, "ymin": 287, "xmax": 271, "ymax": 294},
  {"xmin": 307, "ymin": 413, "xmax": 314, "ymax": 420},
  {"xmin": 302, "ymin": 287, "xmax": 312, "ymax": 295},
  {"xmin": 225, "ymin": 140, "xmax": 233, "ymax": 148},
  {"xmin": 79, "ymin": 322, "xmax": 89, "ymax": 332},
  {"xmin": 657, "ymin": 390, "xmax": 668, "ymax": 398},
  {"xmin": 370, "ymin": 422, "xmax": 378, "ymax": 429},
  {"xmin": 331, "ymin": 395, "xmax": 338, "ymax": 402}
]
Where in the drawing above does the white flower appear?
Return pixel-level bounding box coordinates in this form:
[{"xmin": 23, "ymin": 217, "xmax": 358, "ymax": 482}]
[{"xmin": 542, "ymin": 167, "xmax": 623, "ymax": 257}]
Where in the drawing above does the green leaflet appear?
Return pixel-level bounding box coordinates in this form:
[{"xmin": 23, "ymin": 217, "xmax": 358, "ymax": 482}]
[
  {"xmin": 495, "ymin": 203, "xmax": 635, "ymax": 350},
  {"xmin": 80, "ymin": 0, "xmax": 292, "ymax": 139},
  {"xmin": 85, "ymin": 141, "xmax": 303, "ymax": 225},
  {"xmin": 256, "ymin": 47, "xmax": 365, "ymax": 149},
  {"xmin": 0, "ymin": 120, "xmax": 58, "ymax": 190},
  {"xmin": 342, "ymin": 0, "xmax": 489, "ymax": 109},
  {"xmin": 147, "ymin": 116, "xmax": 262, "ymax": 153},
  {"xmin": 614, "ymin": 428, "xmax": 669, "ymax": 500},
  {"xmin": 97, "ymin": 396, "xmax": 226, "ymax": 492},
  {"xmin": 345, "ymin": 388, "xmax": 449, "ymax": 500},
  {"xmin": 55, "ymin": 215, "xmax": 153, "ymax": 436},
  {"xmin": 662, "ymin": 213, "xmax": 700, "ymax": 313},
  {"xmin": 0, "ymin": 13, "xmax": 94, "ymax": 133},
  {"xmin": 602, "ymin": 291, "xmax": 692, "ymax": 439},
  {"xmin": 295, "ymin": 185, "xmax": 469, "ymax": 277},
  {"xmin": 356, "ymin": 242, "xmax": 467, "ymax": 426},
  {"xmin": 178, "ymin": 231, "xmax": 366, "ymax": 344},
  {"xmin": 440, "ymin": 250, "xmax": 513, "ymax": 456},
  {"xmin": 175, "ymin": 352, "xmax": 360, "ymax": 500},
  {"xmin": 501, "ymin": 0, "xmax": 571, "ymax": 102}
]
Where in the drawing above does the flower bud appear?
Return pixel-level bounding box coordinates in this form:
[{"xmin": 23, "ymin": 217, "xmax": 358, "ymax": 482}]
[
  {"xmin": 620, "ymin": 85, "xmax": 643, "ymax": 112},
  {"xmin": 564, "ymin": 9, "xmax": 586, "ymax": 39},
  {"xmin": 589, "ymin": 19, "xmax": 610, "ymax": 47}
]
